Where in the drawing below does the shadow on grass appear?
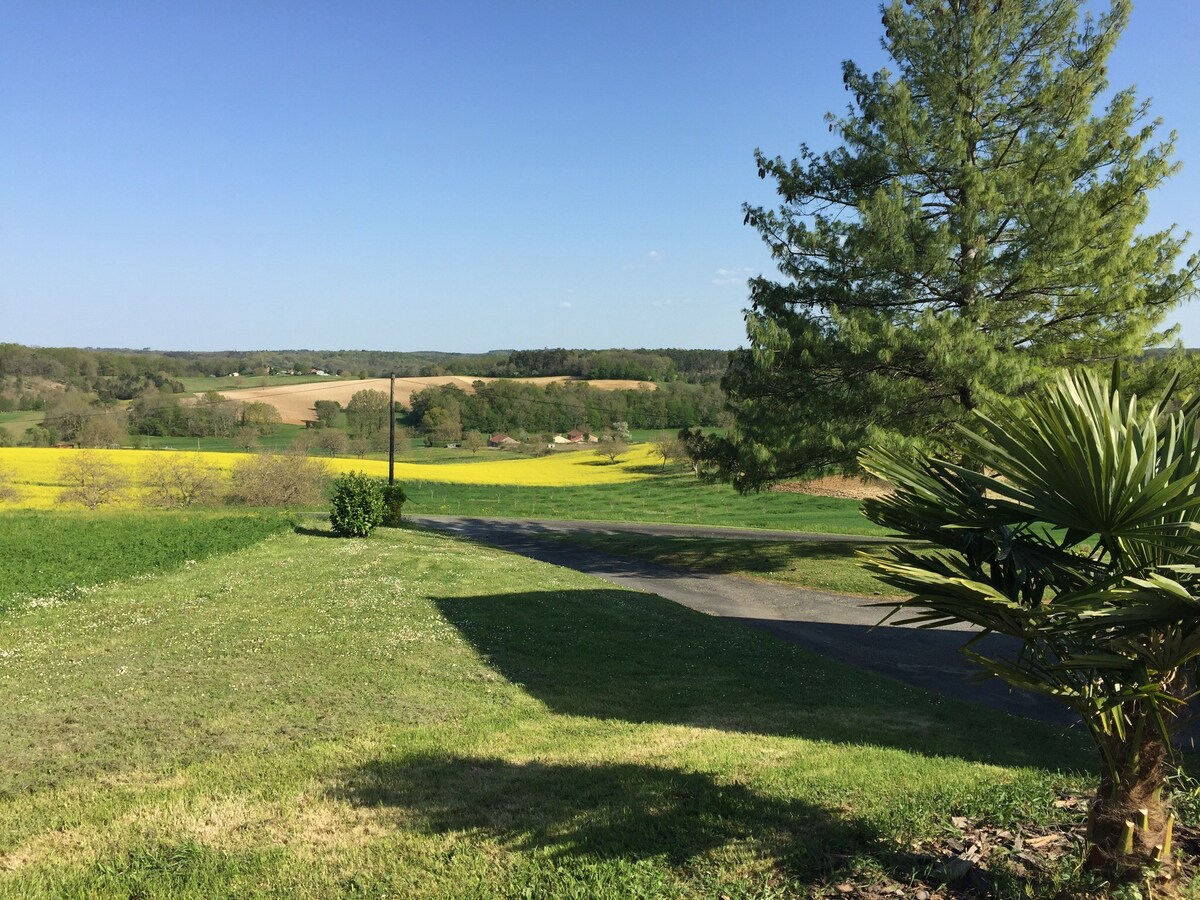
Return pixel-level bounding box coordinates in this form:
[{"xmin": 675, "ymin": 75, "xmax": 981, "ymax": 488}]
[
  {"xmin": 572, "ymin": 534, "xmax": 868, "ymax": 576},
  {"xmin": 331, "ymin": 753, "xmax": 1061, "ymax": 897},
  {"xmin": 293, "ymin": 525, "xmax": 340, "ymax": 539},
  {"xmin": 432, "ymin": 590, "xmax": 1092, "ymax": 770},
  {"xmin": 622, "ymin": 463, "xmax": 673, "ymax": 475},
  {"xmin": 332, "ymin": 753, "xmax": 876, "ymax": 876}
]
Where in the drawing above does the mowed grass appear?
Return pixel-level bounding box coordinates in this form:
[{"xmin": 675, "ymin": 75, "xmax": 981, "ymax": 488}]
[
  {"xmin": 0, "ymin": 410, "xmax": 43, "ymax": 435},
  {"xmin": 134, "ymin": 424, "xmax": 307, "ymax": 453},
  {"xmin": 407, "ymin": 472, "xmax": 887, "ymax": 534},
  {"xmin": 542, "ymin": 531, "xmax": 899, "ymax": 596},
  {"xmin": 0, "ymin": 510, "xmax": 292, "ymax": 613},
  {"xmin": 0, "ymin": 520, "xmax": 1106, "ymax": 898}
]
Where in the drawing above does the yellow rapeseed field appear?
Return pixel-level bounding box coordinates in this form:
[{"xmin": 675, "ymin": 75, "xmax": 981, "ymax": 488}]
[{"xmin": 0, "ymin": 445, "xmax": 655, "ymax": 510}]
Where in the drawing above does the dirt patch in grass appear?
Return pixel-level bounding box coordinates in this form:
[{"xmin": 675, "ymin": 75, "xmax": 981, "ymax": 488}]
[{"xmin": 771, "ymin": 475, "xmax": 893, "ymax": 501}]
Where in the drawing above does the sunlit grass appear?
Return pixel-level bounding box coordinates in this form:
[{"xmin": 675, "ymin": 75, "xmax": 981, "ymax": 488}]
[
  {"xmin": 0, "ymin": 523, "xmax": 1099, "ymax": 897},
  {"xmin": 0, "ymin": 509, "xmax": 291, "ymax": 613},
  {"xmin": 543, "ymin": 531, "xmax": 900, "ymax": 595}
]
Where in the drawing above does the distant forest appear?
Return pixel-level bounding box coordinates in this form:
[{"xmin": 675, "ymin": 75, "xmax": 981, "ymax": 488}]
[
  {"xmin": 0, "ymin": 344, "xmax": 730, "ymax": 386},
  {"xmin": 405, "ymin": 379, "xmax": 724, "ymax": 436},
  {"xmin": 0, "ymin": 343, "xmax": 731, "ymax": 445}
]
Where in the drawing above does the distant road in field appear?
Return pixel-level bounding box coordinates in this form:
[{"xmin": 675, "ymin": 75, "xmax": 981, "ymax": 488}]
[{"xmin": 408, "ymin": 515, "xmax": 1077, "ymax": 727}]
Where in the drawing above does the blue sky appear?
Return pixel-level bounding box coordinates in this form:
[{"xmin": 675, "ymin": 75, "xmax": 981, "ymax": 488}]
[{"xmin": 2, "ymin": 1, "xmax": 1197, "ymax": 352}]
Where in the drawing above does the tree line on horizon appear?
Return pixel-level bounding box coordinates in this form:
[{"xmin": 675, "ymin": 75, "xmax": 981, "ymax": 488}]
[{"xmin": 0, "ymin": 344, "xmax": 731, "ymax": 388}]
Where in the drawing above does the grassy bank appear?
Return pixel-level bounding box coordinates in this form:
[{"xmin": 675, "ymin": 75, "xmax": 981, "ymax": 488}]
[
  {"xmin": 0, "ymin": 522, "xmax": 1114, "ymax": 897},
  {"xmin": 404, "ymin": 473, "xmax": 886, "ymax": 534},
  {"xmin": 0, "ymin": 510, "xmax": 292, "ymax": 613}
]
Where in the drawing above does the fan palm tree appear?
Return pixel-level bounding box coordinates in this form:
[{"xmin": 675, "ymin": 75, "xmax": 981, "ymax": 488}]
[{"xmin": 859, "ymin": 368, "xmax": 1200, "ymax": 876}]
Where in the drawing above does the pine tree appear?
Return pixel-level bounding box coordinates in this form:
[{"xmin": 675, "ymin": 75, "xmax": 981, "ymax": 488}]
[{"xmin": 721, "ymin": 0, "xmax": 1197, "ymax": 489}]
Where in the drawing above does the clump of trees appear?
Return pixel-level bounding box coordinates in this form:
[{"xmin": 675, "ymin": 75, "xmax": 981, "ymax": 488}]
[
  {"xmin": 345, "ymin": 389, "xmax": 392, "ymax": 440},
  {"xmin": 127, "ymin": 388, "xmax": 242, "ymax": 439},
  {"xmin": 407, "ymin": 379, "xmax": 722, "ymax": 441},
  {"xmin": 240, "ymin": 401, "xmax": 282, "ymax": 436},
  {"xmin": 50, "ymin": 449, "xmax": 333, "ymax": 510},
  {"xmin": 313, "ymin": 399, "xmax": 341, "ymax": 428}
]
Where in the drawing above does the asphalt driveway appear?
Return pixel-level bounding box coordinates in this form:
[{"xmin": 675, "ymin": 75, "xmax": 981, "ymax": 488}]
[{"xmin": 408, "ymin": 514, "xmax": 1078, "ymax": 726}]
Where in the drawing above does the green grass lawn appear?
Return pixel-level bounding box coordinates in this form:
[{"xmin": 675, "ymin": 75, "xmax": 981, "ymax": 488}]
[
  {"xmin": 133, "ymin": 424, "xmax": 308, "ymax": 453},
  {"xmin": 0, "ymin": 517, "xmax": 1122, "ymax": 897},
  {"xmin": 0, "ymin": 510, "xmax": 292, "ymax": 613},
  {"xmin": 541, "ymin": 531, "xmax": 899, "ymax": 596},
  {"xmin": 405, "ymin": 471, "xmax": 887, "ymax": 534},
  {"xmin": 0, "ymin": 410, "xmax": 43, "ymax": 438}
]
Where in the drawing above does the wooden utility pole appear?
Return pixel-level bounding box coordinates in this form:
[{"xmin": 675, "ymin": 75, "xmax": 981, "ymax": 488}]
[{"xmin": 388, "ymin": 373, "xmax": 396, "ymax": 485}]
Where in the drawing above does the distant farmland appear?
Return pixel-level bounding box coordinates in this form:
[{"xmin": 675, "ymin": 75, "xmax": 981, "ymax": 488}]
[{"xmin": 217, "ymin": 376, "xmax": 656, "ymax": 424}]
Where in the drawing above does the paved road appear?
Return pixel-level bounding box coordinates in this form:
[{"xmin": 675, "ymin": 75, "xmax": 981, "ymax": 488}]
[{"xmin": 408, "ymin": 515, "xmax": 1077, "ymax": 726}]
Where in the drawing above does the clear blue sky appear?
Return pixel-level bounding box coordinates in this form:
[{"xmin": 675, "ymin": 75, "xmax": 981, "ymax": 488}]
[{"xmin": 2, "ymin": 1, "xmax": 1197, "ymax": 352}]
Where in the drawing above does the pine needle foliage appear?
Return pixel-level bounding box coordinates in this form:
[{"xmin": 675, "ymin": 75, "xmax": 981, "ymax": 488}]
[{"xmin": 721, "ymin": 0, "xmax": 1197, "ymax": 489}]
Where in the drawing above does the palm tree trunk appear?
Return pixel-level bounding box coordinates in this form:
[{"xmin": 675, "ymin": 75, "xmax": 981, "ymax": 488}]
[{"xmin": 1086, "ymin": 731, "xmax": 1174, "ymax": 875}]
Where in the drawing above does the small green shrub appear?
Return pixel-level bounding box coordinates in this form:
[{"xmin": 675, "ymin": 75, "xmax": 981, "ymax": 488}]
[
  {"xmin": 329, "ymin": 472, "xmax": 384, "ymax": 537},
  {"xmin": 380, "ymin": 483, "xmax": 407, "ymax": 527}
]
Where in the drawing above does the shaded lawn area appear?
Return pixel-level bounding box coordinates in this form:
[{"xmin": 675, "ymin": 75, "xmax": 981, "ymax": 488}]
[{"xmin": 0, "ymin": 524, "xmax": 1120, "ymax": 898}]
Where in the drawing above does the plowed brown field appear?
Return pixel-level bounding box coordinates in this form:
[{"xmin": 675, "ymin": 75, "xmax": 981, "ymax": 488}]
[{"xmin": 216, "ymin": 376, "xmax": 655, "ymax": 424}]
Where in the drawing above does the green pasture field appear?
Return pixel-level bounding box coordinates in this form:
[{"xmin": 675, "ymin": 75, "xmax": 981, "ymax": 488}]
[
  {"xmin": 0, "ymin": 520, "xmax": 1112, "ymax": 898},
  {"xmin": 628, "ymin": 426, "xmax": 723, "ymax": 443},
  {"xmin": 0, "ymin": 410, "xmax": 43, "ymax": 436},
  {"xmin": 543, "ymin": 531, "xmax": 899, "ymax": 596},
  {"xmin": 0, "ymin": 510, "xmax": 292, "ymax": 613},
  {"xmin": 405, "ymin": 471, "xmax": 887, "ymax": 534},
  {"xmin": 133, "ymin": 424, "xmax": 307, "ymax": 453},
  {"xmin": 178, "ymin": 374, "xmax": 354, "ymax": 393}
]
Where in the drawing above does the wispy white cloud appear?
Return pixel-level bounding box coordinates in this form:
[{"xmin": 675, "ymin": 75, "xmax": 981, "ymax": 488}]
[
  {"xmin": 559, "ymin": 301, "xmax": 573, "ymax": 309},
  {"xmin": 712, "ymin": 266, "xmax": 755, "ymax": 286},
  {"xmin": 624, "ymin": 250, "xmax": 663, "ymax": 271}
]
